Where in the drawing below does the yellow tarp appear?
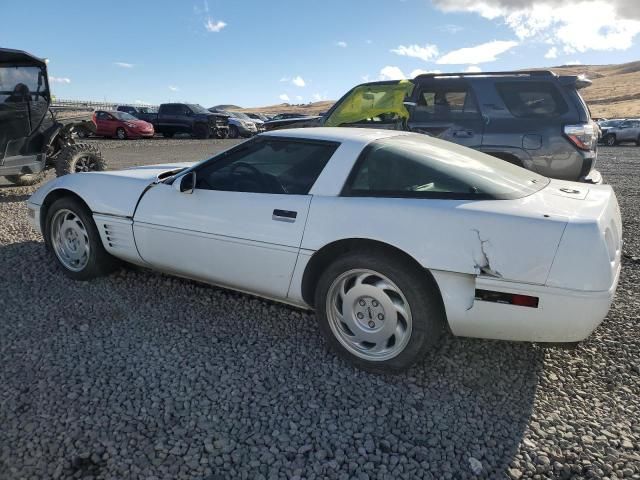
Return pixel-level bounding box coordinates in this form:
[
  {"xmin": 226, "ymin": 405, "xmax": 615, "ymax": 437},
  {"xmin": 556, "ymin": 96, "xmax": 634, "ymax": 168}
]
[{"xmin": 324, "ymin": 81, "xmax": 414, "ymax": 127}]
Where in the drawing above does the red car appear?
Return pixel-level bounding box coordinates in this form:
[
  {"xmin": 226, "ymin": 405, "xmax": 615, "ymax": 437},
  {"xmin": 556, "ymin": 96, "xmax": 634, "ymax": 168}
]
[{"xmin": 93, "ymin": 110, "xmax": 155, "ymax": 139}]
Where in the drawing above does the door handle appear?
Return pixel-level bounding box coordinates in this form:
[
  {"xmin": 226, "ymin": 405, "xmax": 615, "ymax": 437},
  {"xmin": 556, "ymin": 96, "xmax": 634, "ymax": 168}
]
[
  {"xmin": 272, "ymin": 209, "xmax": 297, "ymax": 222},
  {"xmin": 453, "ymin": 129, "xmax": 473, "ymax": 138}
]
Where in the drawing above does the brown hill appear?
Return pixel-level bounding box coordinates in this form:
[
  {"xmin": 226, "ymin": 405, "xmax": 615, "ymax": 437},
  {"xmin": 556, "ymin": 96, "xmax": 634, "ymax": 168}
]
[{"xmin": 241, "ymin": 61, "xmax": 640, "ymax": 119}]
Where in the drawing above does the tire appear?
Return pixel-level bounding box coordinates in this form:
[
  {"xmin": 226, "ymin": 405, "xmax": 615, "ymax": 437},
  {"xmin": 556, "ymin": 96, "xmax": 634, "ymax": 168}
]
[
  {"xmin": 314, "ymin": 250, "xmax": 445, "ymax": 373},
  {"xmin": 605, "ymin": 134, "xmax": 617, "ymax": 147},
  {"xmin": 5, "ymin": 171, "xmax": 47, "ymax": 186},
  {"xmin": 76, "ymin": 128, "xmax": 90, "ymax": 139},
  {"xmin": 194, "ymin": 123, "xmax": 209, "ymax": 139},
  {"xmin": 228, "ymin": 125, "xmax": 239, "ymax": 139},
  {"xmin": 162, "ymin": 131, "xmax": 174, "ymax": 138},
  {"xmin": 216, "ymin": 129, "xmax": 229, "ymax": 139},
  {"xmin": 115, "ymin": 127, "xmax": 127, "ymax": 140},
  {"xmin": 44, "ymin": 197, "xmax": 118, "ymax": 280},
  {"xmin": 55, "ymin": 144, "xmax": 106, "ymax": 177}
]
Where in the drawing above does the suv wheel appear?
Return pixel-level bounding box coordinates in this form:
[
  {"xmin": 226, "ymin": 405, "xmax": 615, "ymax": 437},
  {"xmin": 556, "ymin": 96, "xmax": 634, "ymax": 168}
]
[
  {"xmin": 605, "ymin": 134, "xmax": 617, "ymax": 147},
  {"xmin": 228, "ymin": 125, "xmax": 239, "ymax": 139},
  {"xmin": 314, "ymin": 251, "xmax": 445, "ymax": 373},
  {"xmin": 44, "ymin": 197, "xmax": 118, "ymax": 280},
  {"xmin": 55, "ymin": 144, "xmax": 106, "ymax": 177},
  {"xmin": 5, "ymin": 171, "xmax": 46, "ymax": 186}
]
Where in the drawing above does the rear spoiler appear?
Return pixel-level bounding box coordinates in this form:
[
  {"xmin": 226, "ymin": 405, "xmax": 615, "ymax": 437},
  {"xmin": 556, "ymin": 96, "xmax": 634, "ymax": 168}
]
[{"xmin": 559, "ymin": 75, "xmax": 592, "ymax": 90}]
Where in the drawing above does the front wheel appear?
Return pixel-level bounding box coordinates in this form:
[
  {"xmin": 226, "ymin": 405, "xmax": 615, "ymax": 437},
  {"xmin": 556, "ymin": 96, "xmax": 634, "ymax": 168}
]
[
  {"xmin": 55, "ymin": 143, "xmax": 107, "ymax": 177},
  {"xmin": 193, "ymin": 123, "xmax": 209, "ymax": 139},
  {"xmin": 228, "ymin": 125, "xmax": 239, "ymax": 139},
  {"xmin": 314, "ymin": 251, "xmax": 445, "ymax": 373},
  {"xmin": 44, "ymin": 197, "xmax": 118, "ymax": 280},
  {"xmin": 605, "ymin": 134, "xmax": 617, "ymax": 147}
]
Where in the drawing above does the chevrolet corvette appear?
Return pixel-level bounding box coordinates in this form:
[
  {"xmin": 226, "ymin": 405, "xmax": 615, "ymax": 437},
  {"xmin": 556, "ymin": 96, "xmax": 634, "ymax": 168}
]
[{"xmin": 27, "ymin": 128, "xmax": 622, "ymax": 372}]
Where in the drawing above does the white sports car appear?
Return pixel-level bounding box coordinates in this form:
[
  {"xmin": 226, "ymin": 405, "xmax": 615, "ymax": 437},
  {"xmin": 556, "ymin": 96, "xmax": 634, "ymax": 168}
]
[{"xmin": 27, "ymin": 128, "xmax": 622, "ymax": 372}]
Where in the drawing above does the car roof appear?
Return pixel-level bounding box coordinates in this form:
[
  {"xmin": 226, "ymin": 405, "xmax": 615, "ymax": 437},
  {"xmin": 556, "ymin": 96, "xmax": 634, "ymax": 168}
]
[{"xmin": 263, "ymin": 127, "xmax": 410, "ymax": 145}]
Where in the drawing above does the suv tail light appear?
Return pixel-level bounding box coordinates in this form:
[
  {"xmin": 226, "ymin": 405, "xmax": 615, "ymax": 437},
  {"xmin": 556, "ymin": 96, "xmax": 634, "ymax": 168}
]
[{"xmin": 564, "ymin": 123, "xmax": 596, "ymax": 151}]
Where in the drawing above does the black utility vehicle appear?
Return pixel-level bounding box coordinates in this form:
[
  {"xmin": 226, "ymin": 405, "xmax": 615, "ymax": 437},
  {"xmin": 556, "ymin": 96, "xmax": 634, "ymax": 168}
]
[
  {"xmin": 0, "ymin": 48, "xmax": 105, "ymax": 185},
  {"xmin": 320, "ymin": 71, "xmax": 600, "ymax": 183},
  {"xmin": 145, "ymin": 103, "xmax": 229, "ymax": 139}
]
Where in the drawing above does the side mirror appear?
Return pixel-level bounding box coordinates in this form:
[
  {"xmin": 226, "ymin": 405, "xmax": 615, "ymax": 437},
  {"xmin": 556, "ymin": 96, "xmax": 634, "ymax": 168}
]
[
  {"xmin": 174, "ymin": 171, "xmax": 196, "ymax": 194},
  {"xmin": 403, "ymin": 101, "xmax": 417, "ymax": 109}
]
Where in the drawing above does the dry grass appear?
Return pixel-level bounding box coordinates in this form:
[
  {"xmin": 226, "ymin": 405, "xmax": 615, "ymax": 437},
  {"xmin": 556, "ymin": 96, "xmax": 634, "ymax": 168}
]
[{"xmin": 241, "ymin": 61, "xmax": 640, "ymax": 119}]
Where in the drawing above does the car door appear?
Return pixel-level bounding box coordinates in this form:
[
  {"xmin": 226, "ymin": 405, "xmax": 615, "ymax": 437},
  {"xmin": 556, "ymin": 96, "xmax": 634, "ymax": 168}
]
[
  {"xmin": 618, "ymin": 120, "xmax": 637, "ymax": 142},
  {"xmin": 132, "ymin": 136, "xmax": 339, "ymax": 299},
  {"xmin": 94, "ymin": 111, "xmax": 110, "ymax": 136},
  {"xmin": 408, "ymin": 78, "xmax": 484, "ymax": 148}
]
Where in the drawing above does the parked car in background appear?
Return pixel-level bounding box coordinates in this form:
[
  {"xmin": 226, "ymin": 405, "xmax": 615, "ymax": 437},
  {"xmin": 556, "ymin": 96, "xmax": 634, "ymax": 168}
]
[
  {"xmin": 230, "ymin": 111, "xmax": 265, "ymax": 133},
  {"xmin": 600, "ymin": 119, "xmax": 640, "ymax": 146},
  {"xmin": 245, "ymin": 112, "xmax": 269, "ymax": 122},
  {"xmin": 320, "ymin": 71, "xmax": 600, "ymax": 183},
  {"xmin": 144, "ymin": 103, "xmax": 229, "ymax": 139},
  {"xmin": 116, "ymin": 105, "xmax": 158, "ymax": 124},
  {"xmin": 209, "ymin": 108, "xmax": 257, "ymax": 138},
  {"xmin": 27, "ymin": 128, "xmax": 622, "ymax": 372},
  {"xmin": 93, "ymin": 110, "xmax": 154, "ymax": 139},
  {"xmin": 597, "ymin": 118, "xmax": 625, "ymax": 129}
]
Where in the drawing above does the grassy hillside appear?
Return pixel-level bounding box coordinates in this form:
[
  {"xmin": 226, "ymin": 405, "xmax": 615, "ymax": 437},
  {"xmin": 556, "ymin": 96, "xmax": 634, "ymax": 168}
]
[{"xmin": 241, "ymin": 61, "xmax": 640, "ymax": 119}]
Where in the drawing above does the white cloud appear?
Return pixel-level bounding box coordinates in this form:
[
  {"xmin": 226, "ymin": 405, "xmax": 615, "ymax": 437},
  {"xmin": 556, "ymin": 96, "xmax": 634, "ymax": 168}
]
[
  {"xmin": 565, "ymin": 59, "xmax": 582, "ymax": 65},
  {"xmin": 312, "ymin": 92, "xmax": 326, "ymax": 102},
  {"xmin": 114, "ymin": 62, "xmax": 134, "ymax": 68},
  {"xmin": 409, "ymin": 68, "xmax": 432, "ymax": 77},
  {"xmin": 291, "ymin": 75, "xmax": 306, "ymax": 87},
  {"xmin": 379, "ymin": 66, "xmax": 406, "ymax": 80},
  {"xmin": 391, "ymin": 43, "xmax": 439, "ymax": 62},
  {"xmin": 336, "ymin": 41, "xmax": 347, "ymax": 48},
  {"xmin": 49, "ymin": 76, "xmax": 71, "ymax": 84},
  {"xmin": 295, "ymin": 95, "xmax": 303, "ymax": 102},
  {"xmin": 465, "ymin": 65, "xmax": 483, "ymax": 72},
  {"xmin": 279, "ymin": 93, "xmax": 290, "ymax": 102},
  {"xmin": 545, "ymin": 46, "xmax": 558, "ymax": 59},
  {"xmin": 440, "ymin": 24, "xmax": 464, "ymax": 34},
  {"xmin": 437, "ymin": 40, "xmax": 518, "ymax": 64},
  {"xmin": 204, "ymin": 18, "xmax": 227, "ymax": 32},
  {"xmin": 168, "ymin": 85, "xmax": 180, "ymax": 92},
  {"xmin": 432, "ymin": 1, "xmax": 640, "ymax": 54},
  {"xmin": 361, "ymin": 74, "xmax": 371, "ymax": 82},
  {"xmin": 279, "ymin": 76, "xmax": 289, "ymax": 82},
  {"xmin": 134, "ymin": 100, "xmax": 147, "ymax": 104}
]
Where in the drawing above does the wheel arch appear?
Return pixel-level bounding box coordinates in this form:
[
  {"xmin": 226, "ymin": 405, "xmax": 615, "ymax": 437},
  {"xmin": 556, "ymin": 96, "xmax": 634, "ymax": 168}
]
[
  {"xmin": 39, "ymin": 188, "xmax": 92, "ymax": 234},
  {"xmin": 300, "ymin": 238, "xmax": 444, "ymax": 309}
]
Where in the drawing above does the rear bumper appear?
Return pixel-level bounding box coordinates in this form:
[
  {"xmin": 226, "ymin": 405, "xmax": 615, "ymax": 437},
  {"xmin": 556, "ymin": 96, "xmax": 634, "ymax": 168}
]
[{"xmin": 432, "ymin": 267, "xmax": 620, "ymax": 343}]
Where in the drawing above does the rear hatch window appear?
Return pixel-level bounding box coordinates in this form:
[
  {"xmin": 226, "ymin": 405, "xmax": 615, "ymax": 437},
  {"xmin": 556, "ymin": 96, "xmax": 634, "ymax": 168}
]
[{"xmin": 496, "ymin": 81, "xmax": 568, "ymax": 118}]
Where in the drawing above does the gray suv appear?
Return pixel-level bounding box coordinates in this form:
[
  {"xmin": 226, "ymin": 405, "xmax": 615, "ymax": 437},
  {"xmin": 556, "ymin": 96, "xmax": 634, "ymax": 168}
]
[
  {"xmin": 601, "ymin": 119, "xmax": 640, "ymax": 146},
  {"xmin": 322, "ymin": 71, "xmax": 600, "ymax": 183}
]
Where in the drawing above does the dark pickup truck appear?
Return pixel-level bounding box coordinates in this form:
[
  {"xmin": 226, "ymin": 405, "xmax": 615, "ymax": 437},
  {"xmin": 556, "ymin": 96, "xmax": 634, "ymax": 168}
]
[{"xmin": 127, "ymin": 103, "xmax": 229, "ymax": 139}]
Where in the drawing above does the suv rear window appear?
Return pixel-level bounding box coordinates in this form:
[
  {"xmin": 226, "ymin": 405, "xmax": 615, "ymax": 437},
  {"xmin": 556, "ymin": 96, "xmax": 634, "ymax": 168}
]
[
  {"xmin": 344, "ymin": 135, "xmax": 549, "ymax": 200},
  {"xmin": 496, "ymin": 81, "xmax": 568, "ymax": 118}
]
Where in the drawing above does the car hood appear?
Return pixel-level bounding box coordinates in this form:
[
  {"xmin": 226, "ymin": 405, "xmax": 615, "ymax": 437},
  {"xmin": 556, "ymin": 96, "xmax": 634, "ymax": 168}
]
[{"xmin": 28, "ymin": 162, "xmax": 195, "ymax": 218}]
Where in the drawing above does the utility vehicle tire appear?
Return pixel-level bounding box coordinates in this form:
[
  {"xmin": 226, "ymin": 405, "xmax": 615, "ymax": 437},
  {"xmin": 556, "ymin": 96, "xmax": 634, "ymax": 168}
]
[
  {"xmin": 162, "ymin": 131, "xmax": 174, "ymax": 138},
  {"xmin": 314, "ymin": 250, "xmax": 445, "ymax": 373},
  {"xmin": 55, "ymin": 144, "xmax": 106, "ymax": 177},
  {"xmin": 5, "ymin": 171, "xmax": 46, "ymax": 186},
  {"xmin": 44, "ymin": 196, "xmax": 118, "ymax": 280},
  {"xmin": 194, "ymin": 123, "xmax": 209, "ymax": 139},
  {"xmin": 605, "ymin": 134, "xmax": 617, "ymax": 147},
  {"xmin": 116, "ymin": 127, "xmax": 127, "ymax": 140},
  {"xmin": 228, "ymin": 125, "xmax": 239, "ymax": 139}
]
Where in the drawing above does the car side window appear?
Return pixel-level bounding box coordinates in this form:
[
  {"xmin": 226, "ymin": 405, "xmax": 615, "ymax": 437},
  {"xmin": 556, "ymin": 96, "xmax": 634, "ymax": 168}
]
[
  {"xmin": 162, "ymin": 104, "xmax": 178, "ymax": 115},
  {"xmin": 496, "ymin": 81, "xmax": 568, "ymax": 118},
  {"xmin": 96, "ymin": 112, "xmax": 110, "ymax": 120},
  {"xmin": 195, "ymin": 138, "xmax": 338, "ymax": 195},
  {"xmin": 412, "ymin": 85, "xmax": 479, "ymax": 122}
]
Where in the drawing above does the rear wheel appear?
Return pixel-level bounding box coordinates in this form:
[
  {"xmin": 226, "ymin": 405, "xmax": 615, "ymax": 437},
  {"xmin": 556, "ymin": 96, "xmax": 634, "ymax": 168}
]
[
  {"xmin": 605, "ymin": 134, "xmax": 617, "ymax": 146},
  {"xmin": 55, "ymin": 143, "xmax": 106, "ymax": 177},
  {"xmin": 116, "ymin": 127, "xmax": 127, "ymax": 140},
  {"xmin": 193, "ymin": 123, "xmax": 209, "ymax": 139},
  {"xmin": 314, "ymin": 250, "xmax": 445, "ymax": 373},
  {"xmin": 44, "ymin": 197, "xmax": 118, "ymax": 280},
  {"xmin": 5, "ymin": 171, "xmax": 46, "ymax": 186},
  {"xmin": 228, "ymin": 125, "xmax": 239, "ymax": 139}
]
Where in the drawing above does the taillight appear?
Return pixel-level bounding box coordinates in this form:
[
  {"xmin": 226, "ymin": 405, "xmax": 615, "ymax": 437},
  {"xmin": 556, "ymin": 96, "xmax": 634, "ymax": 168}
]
[{"xmin": 564, "ymin": 123, "xmax": 596, "ymax": 151}]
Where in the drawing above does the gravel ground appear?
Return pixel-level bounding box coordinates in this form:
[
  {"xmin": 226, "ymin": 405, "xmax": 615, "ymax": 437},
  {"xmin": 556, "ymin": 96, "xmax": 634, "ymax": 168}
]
[{"xmin": 0, "ymin": 140, "xmax": 638, "ymax": 480}]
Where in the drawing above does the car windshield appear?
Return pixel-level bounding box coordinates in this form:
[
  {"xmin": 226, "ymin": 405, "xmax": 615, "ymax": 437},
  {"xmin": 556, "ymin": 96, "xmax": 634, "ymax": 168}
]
[
  {"xmin": 349, "ymin": 135, "xmax": 550, "ymax": 200},
  {"xmin": 601, "ymin": 120, "xmax": 624, "ymax": 128},
  {"xmin": 187, "ymin": 104, "xmax": 210, "ymax": 114},
  {"xmin": 113, "ymin": 111, "xmax": 137, "ymax": 121},
  {"xmin": 230, "ymin": 111, "xmax": 251, "ymax": 120}
]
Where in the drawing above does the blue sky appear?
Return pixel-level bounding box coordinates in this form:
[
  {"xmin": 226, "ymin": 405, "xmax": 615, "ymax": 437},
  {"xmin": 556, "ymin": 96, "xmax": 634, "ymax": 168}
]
[{"xmin": 2, "ymin": 0, "xmax": 639, "ymax": 107}]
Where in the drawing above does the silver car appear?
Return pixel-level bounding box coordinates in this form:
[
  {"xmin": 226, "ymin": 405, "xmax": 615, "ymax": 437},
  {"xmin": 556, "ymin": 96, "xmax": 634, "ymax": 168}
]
[{"xmin": 602, "ymin": 119, "xmax": 640, "ymax": 146}]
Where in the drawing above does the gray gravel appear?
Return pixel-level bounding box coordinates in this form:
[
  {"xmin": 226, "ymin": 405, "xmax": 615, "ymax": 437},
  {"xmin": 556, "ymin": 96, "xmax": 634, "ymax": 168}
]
[{"xmin": 0, "ymin": 140, "xmax": 639, "ymax": 479}]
